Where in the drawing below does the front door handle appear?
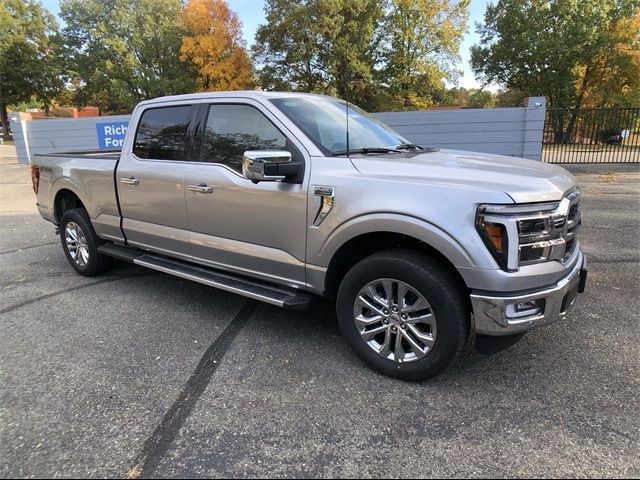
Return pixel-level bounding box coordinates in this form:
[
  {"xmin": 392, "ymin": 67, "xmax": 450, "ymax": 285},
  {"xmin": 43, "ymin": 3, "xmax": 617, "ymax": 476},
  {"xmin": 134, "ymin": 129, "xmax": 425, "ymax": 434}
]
[
  {"xmin": 120, "ymin": 177, "xmax": 139, "ymax": 186},
  {"xmin": 188, "ymin": 183, "xmax": 214, "ymax": 194}
]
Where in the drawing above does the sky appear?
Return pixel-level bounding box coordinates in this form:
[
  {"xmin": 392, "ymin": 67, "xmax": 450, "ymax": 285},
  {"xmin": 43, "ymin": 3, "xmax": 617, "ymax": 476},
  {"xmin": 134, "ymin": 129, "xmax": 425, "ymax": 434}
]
[{"xmin": 40, "ymin": 0, "xmax": 491, "ymax": 90}]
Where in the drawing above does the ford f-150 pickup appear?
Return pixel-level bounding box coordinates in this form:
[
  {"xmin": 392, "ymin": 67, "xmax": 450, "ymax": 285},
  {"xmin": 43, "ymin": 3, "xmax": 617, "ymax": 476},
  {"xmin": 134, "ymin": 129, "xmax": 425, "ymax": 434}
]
[{"xmin": 31, "ymin": 91, "xmax": 587, "ymax": 380}]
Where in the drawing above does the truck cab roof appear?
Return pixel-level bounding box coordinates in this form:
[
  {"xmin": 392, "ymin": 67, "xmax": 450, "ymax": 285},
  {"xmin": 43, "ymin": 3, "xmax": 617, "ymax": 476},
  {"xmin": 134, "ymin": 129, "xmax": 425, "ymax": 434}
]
[{"xmin": 136, "ymin": 91, "xmax": 336, "ymax": 108}]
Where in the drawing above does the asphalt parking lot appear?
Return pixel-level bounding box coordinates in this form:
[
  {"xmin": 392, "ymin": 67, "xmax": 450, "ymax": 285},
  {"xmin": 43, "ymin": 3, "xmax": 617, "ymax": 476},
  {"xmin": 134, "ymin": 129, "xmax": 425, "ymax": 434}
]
[{"xmin": 1, "ymin": 143, "xmax": 639, "ymax": 478}]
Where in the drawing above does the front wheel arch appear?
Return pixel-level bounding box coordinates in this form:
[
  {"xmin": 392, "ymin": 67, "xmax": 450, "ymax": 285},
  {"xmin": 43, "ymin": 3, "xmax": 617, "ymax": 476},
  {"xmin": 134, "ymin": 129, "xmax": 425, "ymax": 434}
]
[{"xmin": 324, "ymin": 231, "xmax": 469, "ymax": 300}]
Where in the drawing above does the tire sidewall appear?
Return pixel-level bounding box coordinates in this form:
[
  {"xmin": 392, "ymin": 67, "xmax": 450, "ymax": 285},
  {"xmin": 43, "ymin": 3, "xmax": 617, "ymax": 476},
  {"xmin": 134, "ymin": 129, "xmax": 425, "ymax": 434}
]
[
  {"xmin": 60, "ymin": 209, "xmax": 103, "ymax": 276},
  {"xmin": 337, "ymin": 250, "xmax": 468, "ymax": 381}
]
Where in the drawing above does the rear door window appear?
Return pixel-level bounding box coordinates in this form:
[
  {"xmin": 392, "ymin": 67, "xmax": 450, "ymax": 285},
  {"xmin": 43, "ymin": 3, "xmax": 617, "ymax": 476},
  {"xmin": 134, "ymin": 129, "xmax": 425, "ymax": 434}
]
[{"xmin": 133, "ymin": 106, "xmax": 191, "ymax": 160}]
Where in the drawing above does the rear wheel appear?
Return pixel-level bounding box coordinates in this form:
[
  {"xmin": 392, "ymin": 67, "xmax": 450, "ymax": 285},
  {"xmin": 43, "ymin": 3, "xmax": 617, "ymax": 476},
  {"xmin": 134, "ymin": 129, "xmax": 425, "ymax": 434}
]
[
  {"xmin": 60, "ymin": 208, "xmax": 113, "ymax": 276},
  {"xmin": 336, "ymin": 249, "xmax": 469, "ymax": 381}
]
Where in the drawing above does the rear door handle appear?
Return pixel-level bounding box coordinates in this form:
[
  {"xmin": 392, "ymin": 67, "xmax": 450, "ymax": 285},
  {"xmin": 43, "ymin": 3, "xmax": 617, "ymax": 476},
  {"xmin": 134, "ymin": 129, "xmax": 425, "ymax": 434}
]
[
  {"xmin": 120, "ymin": 177, "xmax": 139, "ymax": 186},
  {"xmin": 188, "ymin": 183, "xmax": 214, "ymax": 194}
]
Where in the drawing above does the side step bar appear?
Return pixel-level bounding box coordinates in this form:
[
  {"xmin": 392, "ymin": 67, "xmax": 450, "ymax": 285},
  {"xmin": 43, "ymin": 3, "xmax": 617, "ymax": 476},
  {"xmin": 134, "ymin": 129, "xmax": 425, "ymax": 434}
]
[{"xmin": 97, "ymin": 243, "xmax": 313, "ymax": 310}]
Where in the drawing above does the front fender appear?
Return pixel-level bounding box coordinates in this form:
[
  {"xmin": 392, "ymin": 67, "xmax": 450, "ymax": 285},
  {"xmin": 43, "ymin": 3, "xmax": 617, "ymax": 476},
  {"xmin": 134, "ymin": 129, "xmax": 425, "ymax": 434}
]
[{"xmin": 315, "ymin": 212, "xmax": 475, "ymax": 269}]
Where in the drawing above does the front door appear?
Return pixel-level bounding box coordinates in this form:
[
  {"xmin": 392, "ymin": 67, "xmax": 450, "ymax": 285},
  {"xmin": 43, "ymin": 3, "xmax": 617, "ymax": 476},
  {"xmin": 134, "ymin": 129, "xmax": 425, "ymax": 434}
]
[
  {"xmin": 117, "ymin": 104, "xmax": 193, "ymax": 258},
  {"xmin": 184, "ymin": 101, "xmax": 308, "ymax": 287}
]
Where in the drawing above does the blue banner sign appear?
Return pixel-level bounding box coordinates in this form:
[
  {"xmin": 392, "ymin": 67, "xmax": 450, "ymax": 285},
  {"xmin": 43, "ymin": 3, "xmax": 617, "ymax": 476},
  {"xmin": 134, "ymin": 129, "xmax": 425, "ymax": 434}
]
[{"xmin": 96, "ymin": 121, "xmax": 129, "ymax": 149}]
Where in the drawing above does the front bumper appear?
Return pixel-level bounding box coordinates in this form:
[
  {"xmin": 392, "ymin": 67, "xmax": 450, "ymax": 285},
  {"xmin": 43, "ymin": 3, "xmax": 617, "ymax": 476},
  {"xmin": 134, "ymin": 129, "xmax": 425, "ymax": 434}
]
[{"xmin": 470, "ymin": 252, "xmax": 587, "ymax": 336}]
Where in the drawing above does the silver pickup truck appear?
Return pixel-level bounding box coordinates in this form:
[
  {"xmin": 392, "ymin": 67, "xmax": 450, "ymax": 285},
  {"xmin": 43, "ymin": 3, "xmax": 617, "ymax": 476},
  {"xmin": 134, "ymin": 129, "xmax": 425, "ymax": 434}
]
[{"xmin": 31, "ymin": 91, "xmax": 587, "ymax": 380}]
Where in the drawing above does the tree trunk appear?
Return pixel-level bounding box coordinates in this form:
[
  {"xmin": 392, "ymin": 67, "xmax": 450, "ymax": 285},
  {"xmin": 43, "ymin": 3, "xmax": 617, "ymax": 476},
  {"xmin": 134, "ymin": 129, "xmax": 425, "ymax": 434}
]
[
  {"xmin": 553, "ymin": 111, "xmax": 566, "ymax": 144},
  {"xmin": 563, "ymin": 66, "xmax": 591, "ymax": 144},
  {"xmin": 1, "ymin": 103, "xmax": 10, "ymax": 142}
]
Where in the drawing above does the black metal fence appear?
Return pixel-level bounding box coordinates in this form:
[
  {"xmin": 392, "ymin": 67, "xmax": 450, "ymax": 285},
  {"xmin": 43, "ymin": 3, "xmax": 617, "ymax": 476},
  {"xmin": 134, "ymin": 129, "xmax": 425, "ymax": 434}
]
[{"xmin": 542, "ymin": 107, "xmax": 640, "ymax": 163}]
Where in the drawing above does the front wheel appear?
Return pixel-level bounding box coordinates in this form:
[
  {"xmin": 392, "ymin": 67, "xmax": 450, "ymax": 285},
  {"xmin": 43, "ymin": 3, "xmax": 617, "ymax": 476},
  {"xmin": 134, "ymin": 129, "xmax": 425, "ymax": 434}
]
[
  {"xmin": 60, "ymin": 208, "xmax": 113, "ymax": 276},
  {"xmin": 336, "ymin": 249, "xmax": 469, "ymax": 381}
]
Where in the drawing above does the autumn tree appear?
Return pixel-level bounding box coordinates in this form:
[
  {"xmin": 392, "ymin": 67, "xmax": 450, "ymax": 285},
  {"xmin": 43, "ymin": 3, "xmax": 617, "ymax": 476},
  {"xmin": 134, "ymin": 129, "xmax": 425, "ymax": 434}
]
[
  {"xmin": 382, "ymin": 0, "xmax": 470, "ymax": 110},
  {"xmin": 61, "ymin": 0, "xmax": 195, "ymax": 113},
  {"xmin": 0, "ymin": 0, "xmax": 62, "ymax": 140},
  {"xmin": 578, "ymin": 9, "xmax": 640, "ymax": 107},
  {"xmin": 180, "ymin": 0, "xmax": 253, "ymax": 92}
]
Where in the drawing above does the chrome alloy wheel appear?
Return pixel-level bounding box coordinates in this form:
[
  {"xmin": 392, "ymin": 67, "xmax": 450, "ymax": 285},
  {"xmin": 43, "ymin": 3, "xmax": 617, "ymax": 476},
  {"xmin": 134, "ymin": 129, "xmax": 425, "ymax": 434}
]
[
  {"xmin": 64, "ymin": 221, "xmax": 89, "ymax": 267},
  {"xmin": 354, "ymin": 278, "xmax": 437, "ymax": 363}
]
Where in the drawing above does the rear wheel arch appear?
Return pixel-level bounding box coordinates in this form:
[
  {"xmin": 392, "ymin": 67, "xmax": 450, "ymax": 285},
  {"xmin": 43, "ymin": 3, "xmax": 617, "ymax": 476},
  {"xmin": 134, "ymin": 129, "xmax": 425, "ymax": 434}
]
[{"xmin": 54, "ymin": 188, "xmax": 86, "ymax": 224}]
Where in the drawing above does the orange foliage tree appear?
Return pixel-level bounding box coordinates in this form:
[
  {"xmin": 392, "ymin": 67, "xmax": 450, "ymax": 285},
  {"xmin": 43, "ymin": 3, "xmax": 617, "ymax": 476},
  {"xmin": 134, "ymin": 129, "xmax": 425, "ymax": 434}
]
[{"xmin": 180, "ymin": 0, "xmax": 253, "ymax": 92}]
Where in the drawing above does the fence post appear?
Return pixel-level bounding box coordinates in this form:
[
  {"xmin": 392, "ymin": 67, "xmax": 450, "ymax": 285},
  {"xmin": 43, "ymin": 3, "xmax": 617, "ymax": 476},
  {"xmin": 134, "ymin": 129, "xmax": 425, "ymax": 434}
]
[
  {"xmin": 523, "ymin": 96, "xmax": 546, "ymax": 161},
  {"xmin": 9, "ymin": 113, "xmax": 31, "ymax": 165}
]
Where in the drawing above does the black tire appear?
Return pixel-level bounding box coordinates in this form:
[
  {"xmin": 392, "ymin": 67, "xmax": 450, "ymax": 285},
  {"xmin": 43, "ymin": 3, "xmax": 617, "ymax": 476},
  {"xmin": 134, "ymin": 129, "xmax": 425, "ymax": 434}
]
[
  {"xmin": 336, "ymin": 249, "xmax": 469, "ymax": 381},
  {"xmin": 59, "ymin": 208, "xmax": 113, "ymax": 276}
]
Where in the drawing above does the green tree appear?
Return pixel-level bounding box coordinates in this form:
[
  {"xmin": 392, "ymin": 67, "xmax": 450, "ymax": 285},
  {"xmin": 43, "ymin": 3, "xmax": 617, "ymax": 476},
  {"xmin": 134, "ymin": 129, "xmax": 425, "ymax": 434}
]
[
  {"xmin": 439, "ymin": 86, "xmax": 469, "ymax": 106},
  {"xmin": 382, "ymin": 0, "xmax": 470, "ymax": 110},
  {"xmin": 320, "ymin": 0, "xmax": 387, "ymax": 109},
  {"xmin": 253, "ymin": 1, "xmax": 326, "ymax": 93},
  {"xmin": 0, "ymin": 0, "xmax": 62, "ymax": 140},
  {"xmin": 468, "ymin": 88, "xmax": 496, "ymax": 108},
  {"xmin": 253, "ymin": 0, "xmax": 386, "ymax": 110},
  {"xmin": 471, "ymin": 0, "xmax": 640, "ymax": 109},
  {"xmin": 61, "ymin": 0, "xmax": 196, "ymax": 114},
  {"xmin": 438, "ymin": 87, "xmax": 496, "ymax": 108},
  {"xmin": 494, "ymin": 88, "xmax": 527, "ymax": 107},
  {"xmin": 254, "ymin": 0, "xmax": 469, "ymax": 111}
]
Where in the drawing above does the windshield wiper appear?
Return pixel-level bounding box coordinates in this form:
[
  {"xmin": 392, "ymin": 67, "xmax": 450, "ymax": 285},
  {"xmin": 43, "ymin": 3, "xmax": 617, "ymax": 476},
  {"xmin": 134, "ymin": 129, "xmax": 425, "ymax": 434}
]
[
  {"xmin": 396, "ymin": 143, "xmax": 423, "ymax": 151},
  {"xmin": 333, "ymin": 147, "xmax": 402, "ymax": 156}
]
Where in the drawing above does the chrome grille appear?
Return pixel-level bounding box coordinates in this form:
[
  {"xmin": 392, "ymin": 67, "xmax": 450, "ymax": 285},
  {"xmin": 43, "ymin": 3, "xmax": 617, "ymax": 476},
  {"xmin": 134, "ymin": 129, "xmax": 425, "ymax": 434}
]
[
  {"xmin": 477, "ymin": 190, "xmax": 582, "ymax": 271},
  {"xmin": 517, "ymin": 190, "xmax": 581, "ymax": 265}
]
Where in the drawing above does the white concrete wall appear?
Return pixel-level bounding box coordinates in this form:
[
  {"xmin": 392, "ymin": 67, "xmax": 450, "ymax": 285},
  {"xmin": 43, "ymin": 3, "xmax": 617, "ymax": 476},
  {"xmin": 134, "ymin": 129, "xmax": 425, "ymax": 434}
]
[
  {"xmin": 10, "ymin": 97, "xmax": 546, "ymax": 164},
  {"xmin": 10, "ymin": 114, "xmax": 130, "ymax": 164},
  {"xmin": 376, "ymin": 97, "xmax": 546, "ymax": 160}
]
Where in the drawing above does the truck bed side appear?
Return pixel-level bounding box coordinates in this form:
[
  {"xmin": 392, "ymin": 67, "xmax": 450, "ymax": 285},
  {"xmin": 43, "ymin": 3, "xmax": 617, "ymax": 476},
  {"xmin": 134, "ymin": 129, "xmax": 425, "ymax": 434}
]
[{"xmin": 34, "ymin": 152, "xmax": 125, "ymax": 243}]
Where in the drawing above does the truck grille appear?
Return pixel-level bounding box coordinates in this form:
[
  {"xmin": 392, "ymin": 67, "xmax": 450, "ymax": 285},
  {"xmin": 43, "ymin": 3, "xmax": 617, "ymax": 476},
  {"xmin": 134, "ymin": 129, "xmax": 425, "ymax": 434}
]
[{"xmin": 517, "ymin": 190, "xmax": 581, "ymax": 266}]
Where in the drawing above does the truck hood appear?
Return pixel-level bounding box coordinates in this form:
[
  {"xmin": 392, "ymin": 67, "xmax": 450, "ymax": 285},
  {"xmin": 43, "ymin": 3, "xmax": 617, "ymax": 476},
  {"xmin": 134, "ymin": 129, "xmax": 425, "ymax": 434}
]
[{"xmin": 350, "ymin": 149, "xmax": 577, "ymax": 203}]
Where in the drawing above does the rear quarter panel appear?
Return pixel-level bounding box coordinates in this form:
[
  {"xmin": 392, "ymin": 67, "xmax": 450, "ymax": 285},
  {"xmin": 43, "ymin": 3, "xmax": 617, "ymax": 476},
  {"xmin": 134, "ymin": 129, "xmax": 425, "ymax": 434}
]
[{"xmin": 35, "ymin": 155, "xmax": 123, "ymax": 242}]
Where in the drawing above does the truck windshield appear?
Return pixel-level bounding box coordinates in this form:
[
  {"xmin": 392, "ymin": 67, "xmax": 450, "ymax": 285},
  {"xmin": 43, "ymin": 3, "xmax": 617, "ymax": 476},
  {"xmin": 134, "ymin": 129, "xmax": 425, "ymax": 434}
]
[{"xmin": 269, "ymin": 97, "xmax": 412, "ymax": 156}]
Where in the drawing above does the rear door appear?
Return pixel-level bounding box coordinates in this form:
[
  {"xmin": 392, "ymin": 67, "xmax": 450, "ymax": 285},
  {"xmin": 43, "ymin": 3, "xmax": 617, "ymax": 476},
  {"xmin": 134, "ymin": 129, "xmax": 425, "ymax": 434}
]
[
  {"xmin": 117, "ymin": 104, "xmax": 194, "ymax": 258},
  {"xmin": 184, "ymin": 100, "xmax": 309, "ymax": 287}
]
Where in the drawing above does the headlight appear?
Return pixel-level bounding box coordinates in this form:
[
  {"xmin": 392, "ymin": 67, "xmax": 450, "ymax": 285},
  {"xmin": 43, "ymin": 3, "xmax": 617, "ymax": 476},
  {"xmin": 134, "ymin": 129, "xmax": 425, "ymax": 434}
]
[
  {"xmin": 476, "ymin": 219, "xmax": 509, "ymax": 270},
  {"xmin": 476, "ymin": 191, "xmax": 582, "ymax": 271}
]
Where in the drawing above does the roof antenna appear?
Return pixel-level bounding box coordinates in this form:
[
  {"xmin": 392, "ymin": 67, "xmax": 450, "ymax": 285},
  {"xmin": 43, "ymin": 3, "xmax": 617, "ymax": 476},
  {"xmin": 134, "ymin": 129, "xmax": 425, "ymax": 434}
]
[{"xmin": 346, "ymin": 100, "xmax": 350, "ymax": 157}]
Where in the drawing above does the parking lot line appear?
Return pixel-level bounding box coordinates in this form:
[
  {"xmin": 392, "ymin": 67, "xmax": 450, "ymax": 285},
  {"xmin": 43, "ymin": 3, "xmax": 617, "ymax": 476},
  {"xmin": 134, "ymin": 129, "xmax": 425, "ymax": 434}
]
[
  {"xmin": 0, "ymin": 272, "xmax": 157, "ymax": 316},
  {"xmin": 129, "ymin": 300, "xmax": 258, "ymax": 479}
]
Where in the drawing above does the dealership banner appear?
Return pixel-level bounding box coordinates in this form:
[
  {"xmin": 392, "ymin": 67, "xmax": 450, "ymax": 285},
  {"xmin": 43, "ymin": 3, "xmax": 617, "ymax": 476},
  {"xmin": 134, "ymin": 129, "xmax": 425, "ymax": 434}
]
[{"xmin": 96, "ymin": 121, "xmax": 129, "ymax": 149}]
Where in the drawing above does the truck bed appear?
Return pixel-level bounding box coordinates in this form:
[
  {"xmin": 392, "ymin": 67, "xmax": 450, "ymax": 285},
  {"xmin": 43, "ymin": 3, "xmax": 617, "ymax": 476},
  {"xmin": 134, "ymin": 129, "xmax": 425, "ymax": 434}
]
[
  {"xmin": 33, "ymin": 150, "xmax": 123, "ymax": 243},
  {"xmin": 33, "ymin": 150, "xmax": 121, "ymax": 161}
]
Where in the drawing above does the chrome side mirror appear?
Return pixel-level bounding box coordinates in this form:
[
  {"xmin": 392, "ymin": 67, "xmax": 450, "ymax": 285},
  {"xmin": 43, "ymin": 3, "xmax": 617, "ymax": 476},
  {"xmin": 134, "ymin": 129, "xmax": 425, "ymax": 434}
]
[{"xmin": 242, "ymin": 150, "xmax": 293, "ymax": 183}]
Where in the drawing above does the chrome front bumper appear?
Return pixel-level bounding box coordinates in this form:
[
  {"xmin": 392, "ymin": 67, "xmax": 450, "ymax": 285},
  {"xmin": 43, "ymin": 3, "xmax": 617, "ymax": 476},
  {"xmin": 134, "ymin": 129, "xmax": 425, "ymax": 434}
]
[{"xmin": 470, "ymin": 253, "xmax": 587, "ymax": 336}]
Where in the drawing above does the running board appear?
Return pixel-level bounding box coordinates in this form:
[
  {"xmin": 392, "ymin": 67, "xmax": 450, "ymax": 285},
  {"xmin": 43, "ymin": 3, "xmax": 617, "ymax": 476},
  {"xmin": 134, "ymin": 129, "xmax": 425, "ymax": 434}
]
[{"xmin": 97, "ymin": 243, "xmax": 313, "ymax": 310}]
